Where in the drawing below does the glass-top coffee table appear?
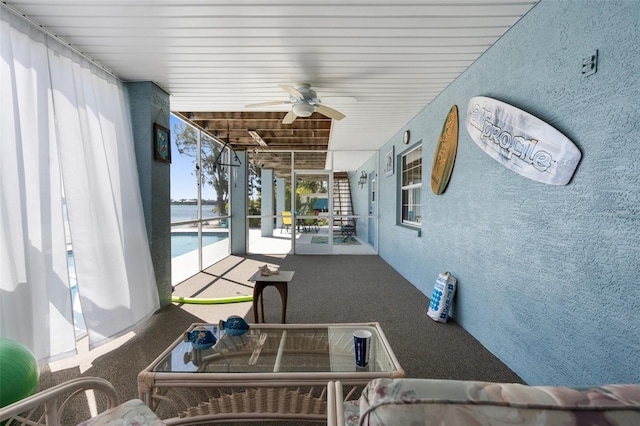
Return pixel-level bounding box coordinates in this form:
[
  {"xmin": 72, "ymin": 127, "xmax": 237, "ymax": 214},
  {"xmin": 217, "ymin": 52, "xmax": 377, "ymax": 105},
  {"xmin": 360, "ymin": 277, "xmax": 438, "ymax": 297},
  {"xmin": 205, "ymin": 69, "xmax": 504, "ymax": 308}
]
[{"xmin": 138, "ymin": 322, "xmax": 404, "ymax": 424}]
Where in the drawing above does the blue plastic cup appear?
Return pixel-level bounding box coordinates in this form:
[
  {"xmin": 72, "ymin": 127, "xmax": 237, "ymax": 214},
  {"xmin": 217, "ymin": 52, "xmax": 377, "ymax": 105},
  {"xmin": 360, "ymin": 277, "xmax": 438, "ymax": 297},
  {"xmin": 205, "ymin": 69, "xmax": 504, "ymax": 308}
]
[{"xmin": 353, "ymin": 330, "xmax": 372, "ymax": 367}]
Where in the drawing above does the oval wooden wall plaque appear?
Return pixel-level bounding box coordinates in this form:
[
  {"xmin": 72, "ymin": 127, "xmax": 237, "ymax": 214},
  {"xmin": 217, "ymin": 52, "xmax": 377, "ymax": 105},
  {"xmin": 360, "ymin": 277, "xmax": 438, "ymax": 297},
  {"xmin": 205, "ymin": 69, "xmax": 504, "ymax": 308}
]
[{"xmin": 431, "ymin": 105, "xmax": 459, "ymax": 195}]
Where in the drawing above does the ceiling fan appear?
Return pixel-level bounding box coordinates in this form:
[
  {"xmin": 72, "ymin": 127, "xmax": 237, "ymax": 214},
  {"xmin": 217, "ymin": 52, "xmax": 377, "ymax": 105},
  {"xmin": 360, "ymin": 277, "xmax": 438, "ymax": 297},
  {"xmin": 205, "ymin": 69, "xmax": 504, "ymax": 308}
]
[{"xmin": 245, "ymin": 84, "xmax": 347, "ymax": 124}]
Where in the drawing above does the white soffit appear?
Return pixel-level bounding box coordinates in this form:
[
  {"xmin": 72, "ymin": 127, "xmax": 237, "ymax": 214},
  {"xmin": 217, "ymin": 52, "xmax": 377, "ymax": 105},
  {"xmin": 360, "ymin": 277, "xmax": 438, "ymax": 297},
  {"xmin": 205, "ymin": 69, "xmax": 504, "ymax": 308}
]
[{"xmin": 5, "ymin": 0, "xmax": 538, "ymax": 152}]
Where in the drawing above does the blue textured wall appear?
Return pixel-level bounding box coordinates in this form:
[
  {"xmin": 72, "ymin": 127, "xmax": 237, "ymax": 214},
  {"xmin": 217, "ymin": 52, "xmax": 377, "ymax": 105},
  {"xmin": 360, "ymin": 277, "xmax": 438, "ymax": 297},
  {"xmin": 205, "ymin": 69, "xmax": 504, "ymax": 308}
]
[
  {"xmin": 125, "ymin": 81, "xmax": 173, "ymax": 307},
  {"xmin": 351, "ymin": 153, "xmax": 378, "ymax": 239},
  {"xmin": 378, "ymin": 0, "xmax": 640, "ymax": 386}
]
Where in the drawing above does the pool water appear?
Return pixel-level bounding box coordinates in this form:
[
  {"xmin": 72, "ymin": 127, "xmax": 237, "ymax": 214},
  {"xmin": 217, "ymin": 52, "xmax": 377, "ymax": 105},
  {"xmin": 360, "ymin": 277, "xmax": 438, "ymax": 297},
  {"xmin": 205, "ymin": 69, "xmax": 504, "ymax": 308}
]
[
  {"xmin": 171, "ymin": 232, "xmax": 227, "ymax": 258},
  {"xmin": 67, "ymin": 252, "xmax": 85, "ymax": 337},
  {"xmin": 66, "ymin": 232, "xmax": 226, "ymax": 271},
  {"xmin": 67, "ymin": 232, "xmax": 226, "ymax": 336}
]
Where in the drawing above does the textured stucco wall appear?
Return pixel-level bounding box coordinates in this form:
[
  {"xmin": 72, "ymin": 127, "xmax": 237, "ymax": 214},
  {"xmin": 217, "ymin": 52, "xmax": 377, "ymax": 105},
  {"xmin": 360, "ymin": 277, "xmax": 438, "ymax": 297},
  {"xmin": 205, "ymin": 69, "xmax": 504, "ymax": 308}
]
[
  {"xmin": 125, "ymin": 81, "xmax": 173, "ymax": 307},
  {"xmin": 378, "ymin": 0, "xmax": 640, "ymax": 386},
  {"xmin": 351, "ymin": 153, "xmax": 378, "ymax": 242}
]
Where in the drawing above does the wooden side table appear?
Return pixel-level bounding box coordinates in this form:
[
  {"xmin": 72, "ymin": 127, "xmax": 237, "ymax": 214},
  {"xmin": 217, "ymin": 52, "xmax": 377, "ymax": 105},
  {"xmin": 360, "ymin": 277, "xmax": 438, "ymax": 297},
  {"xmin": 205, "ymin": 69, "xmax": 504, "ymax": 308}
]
[{"xmin": 248, "ymin": 270, "xmax": 295, "ymax": 323}]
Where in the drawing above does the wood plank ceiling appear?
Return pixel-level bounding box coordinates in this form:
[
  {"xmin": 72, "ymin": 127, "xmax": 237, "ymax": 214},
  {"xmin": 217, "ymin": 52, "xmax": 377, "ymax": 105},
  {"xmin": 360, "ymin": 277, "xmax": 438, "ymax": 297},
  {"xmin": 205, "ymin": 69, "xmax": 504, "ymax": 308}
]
[
  {"xmin": 5, "ymin": 1, "xmax": 539, "ymax": 176},
  {"xmin": 173, "ymin": 111, "xmax": 333, "ymax": 175}
]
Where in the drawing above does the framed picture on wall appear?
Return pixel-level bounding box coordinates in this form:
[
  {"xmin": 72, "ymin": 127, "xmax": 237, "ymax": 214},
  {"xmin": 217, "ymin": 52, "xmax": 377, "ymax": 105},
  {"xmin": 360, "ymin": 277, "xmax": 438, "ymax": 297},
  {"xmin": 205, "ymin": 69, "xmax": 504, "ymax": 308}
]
[
  {"xmin": 153, "ymin": 123, "xmax": 171, "ymax": 163},
  {"xmin": 384, "ymin": 146, "xmax": 394, "ymax": 176}
]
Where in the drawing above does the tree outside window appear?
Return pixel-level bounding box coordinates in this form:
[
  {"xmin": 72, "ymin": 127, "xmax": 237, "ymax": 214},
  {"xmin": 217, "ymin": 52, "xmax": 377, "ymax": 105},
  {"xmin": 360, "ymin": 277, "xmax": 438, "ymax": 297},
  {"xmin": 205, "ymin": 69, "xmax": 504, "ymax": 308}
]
[{"xmin": 173, "ymin": 122, "xmax": 229, "ymax": 217}]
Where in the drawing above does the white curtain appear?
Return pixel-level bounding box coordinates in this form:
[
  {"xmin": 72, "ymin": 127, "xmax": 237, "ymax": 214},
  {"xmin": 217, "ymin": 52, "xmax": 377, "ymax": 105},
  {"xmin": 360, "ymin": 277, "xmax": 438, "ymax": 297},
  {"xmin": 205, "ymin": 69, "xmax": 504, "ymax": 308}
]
[{"xmin": 1, "ymin": 6, "xmax": 160, "ymax": 363}]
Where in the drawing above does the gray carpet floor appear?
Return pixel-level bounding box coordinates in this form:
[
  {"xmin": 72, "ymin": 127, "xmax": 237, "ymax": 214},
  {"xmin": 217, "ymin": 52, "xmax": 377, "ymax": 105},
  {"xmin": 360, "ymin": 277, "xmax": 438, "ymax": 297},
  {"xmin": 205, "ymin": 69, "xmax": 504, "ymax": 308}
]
[{"xmin": 37, "ymin": 254, "xmax": 523, "ymax": 424}]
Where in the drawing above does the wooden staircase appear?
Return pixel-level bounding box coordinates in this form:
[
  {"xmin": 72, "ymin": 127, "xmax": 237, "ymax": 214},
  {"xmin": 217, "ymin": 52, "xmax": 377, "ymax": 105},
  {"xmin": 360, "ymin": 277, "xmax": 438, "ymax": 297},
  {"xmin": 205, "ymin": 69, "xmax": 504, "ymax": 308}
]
[{"xmin": 333, "ymin": 172, "xmax": 354, "ymax": 226}]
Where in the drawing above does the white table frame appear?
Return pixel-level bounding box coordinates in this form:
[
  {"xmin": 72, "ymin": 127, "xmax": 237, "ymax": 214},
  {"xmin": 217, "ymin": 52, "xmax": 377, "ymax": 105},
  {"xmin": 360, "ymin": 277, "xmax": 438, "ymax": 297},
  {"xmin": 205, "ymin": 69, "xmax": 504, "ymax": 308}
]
[{"xmin": 137, "ymin": 322, "xmax": 404, "ymax": 424}]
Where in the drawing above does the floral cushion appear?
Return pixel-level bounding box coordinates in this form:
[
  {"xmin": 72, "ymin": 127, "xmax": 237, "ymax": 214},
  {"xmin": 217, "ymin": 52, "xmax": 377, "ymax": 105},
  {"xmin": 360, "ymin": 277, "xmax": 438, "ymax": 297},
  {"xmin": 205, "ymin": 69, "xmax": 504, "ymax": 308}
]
[
  {"xmin": 349, "ymin": 378, "xmax": 640, "ymax": 426},
  {"xmin": 343, "ymin": 397, "xmax": 361, "ymax": 426},
  {"xmin": 77, "ymin": 399, "xmax": 164, "ymax": 426}
]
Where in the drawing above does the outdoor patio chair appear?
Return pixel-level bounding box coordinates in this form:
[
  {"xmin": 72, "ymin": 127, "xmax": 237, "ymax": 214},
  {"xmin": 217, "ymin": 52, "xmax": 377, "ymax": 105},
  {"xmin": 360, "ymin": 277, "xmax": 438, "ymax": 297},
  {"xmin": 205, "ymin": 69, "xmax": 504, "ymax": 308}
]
[
  {"xmin": 280, "ymin": 211, "xmax": 292, "ymax": 233},
  {"xmin": 340, "ymin": 218, "xmax": 357, "ymax": 241},
  {"xmin": 0, "ymin": 377, "xmax": 163, "ymax": 426},
  {"xmin": 327, "ymin": 378, "xmax": 640, "ymax": 426},
  {"xmin": 303, "ymin": 212, "xmax": 320, "ymax": 233}
]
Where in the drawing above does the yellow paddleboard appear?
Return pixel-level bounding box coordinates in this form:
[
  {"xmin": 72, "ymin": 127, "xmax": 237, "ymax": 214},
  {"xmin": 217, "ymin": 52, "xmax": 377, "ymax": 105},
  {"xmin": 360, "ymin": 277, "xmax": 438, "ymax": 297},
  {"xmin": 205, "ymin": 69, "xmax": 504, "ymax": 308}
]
[{"xmin": 431, "ymin": 105, "xmax": 459, "ymax": 195}]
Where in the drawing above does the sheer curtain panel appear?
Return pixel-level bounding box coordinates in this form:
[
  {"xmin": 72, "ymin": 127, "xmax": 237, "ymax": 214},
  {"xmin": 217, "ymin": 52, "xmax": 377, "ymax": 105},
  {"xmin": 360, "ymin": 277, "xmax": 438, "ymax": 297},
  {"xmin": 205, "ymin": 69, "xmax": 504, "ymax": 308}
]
[
  {"xmin": 1, "ymin": 10, "xmax": 76, "ymax": 363},
  {"xmin": 1, "ymin": 6, "xmax": 160, "ymax": 362}
]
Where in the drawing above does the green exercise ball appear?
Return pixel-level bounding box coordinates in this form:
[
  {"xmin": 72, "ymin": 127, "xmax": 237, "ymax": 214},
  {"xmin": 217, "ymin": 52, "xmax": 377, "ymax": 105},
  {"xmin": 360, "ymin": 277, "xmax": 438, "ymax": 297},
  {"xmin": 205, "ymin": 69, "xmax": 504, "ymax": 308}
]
[{"xmin": 0, "ymin": 338, "xmax": 40, "ymax": 408}]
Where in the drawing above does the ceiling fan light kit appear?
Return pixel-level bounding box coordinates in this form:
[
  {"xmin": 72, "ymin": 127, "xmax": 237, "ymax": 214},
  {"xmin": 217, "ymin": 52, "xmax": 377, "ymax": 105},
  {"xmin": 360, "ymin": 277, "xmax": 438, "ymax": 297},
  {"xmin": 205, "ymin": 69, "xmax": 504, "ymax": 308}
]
[
  {"xmin": 292, "ymin": 102, "xmax": 315, "ymax": 117},
  {"xmin": 246, "ymin": 83, "xmax": 347, "ymax": 124}
]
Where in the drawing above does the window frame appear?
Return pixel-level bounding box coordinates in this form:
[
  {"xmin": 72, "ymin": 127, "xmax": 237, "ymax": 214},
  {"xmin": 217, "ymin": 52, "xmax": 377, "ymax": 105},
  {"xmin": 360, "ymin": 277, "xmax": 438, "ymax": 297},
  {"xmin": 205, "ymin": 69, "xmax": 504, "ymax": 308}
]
[{"xmin": 399, "ymin": 143, "xmax": 423, "ymax": 228}]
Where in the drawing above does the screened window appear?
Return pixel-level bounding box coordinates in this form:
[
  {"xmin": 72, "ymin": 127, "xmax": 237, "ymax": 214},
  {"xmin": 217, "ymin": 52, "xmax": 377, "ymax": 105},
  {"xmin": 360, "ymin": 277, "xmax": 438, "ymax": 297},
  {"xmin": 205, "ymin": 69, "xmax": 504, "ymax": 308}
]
[
  {"xmin": 170, "ymin": 114, "xmax": 231, "ymax": 285},
  {"xmin": 401, "ymin": 145, "xmax": 422, "ymax": 226}
]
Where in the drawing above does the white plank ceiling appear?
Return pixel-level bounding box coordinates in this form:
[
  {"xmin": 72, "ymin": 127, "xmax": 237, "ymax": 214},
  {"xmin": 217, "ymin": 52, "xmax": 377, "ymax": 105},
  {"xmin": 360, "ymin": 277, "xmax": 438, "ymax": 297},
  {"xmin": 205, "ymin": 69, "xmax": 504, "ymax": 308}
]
[{"xmin": 5, "ymin": 0, "xmax": 538, "ymax": 159}]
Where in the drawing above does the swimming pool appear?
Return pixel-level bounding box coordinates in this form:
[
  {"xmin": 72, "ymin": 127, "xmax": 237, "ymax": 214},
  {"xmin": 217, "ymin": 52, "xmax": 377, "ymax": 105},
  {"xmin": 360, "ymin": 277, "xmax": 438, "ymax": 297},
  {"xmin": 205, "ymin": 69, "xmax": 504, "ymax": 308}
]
[
  {"xmin": 171, "ymin": 232, "xmax": 228, "ymax": 258},
  {"xmin": 67, "ymin": 232, "xmax": 227, "ymax": 336},
  {"xmin": 67, "ymin": 232, "xmax": 227, "ymax": 264}
]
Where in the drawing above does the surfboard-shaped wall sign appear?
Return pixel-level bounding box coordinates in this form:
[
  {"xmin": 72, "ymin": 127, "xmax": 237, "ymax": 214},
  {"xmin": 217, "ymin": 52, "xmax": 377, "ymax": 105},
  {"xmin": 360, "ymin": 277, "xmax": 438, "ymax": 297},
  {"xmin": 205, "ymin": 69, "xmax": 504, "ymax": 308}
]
[
  {"xmin": 431, "ymin": 105, "xmax": 458, "ymax": 195},
  {"xmin": 464, "ymin": 96, "xmax": 581, "ymax": 185}
]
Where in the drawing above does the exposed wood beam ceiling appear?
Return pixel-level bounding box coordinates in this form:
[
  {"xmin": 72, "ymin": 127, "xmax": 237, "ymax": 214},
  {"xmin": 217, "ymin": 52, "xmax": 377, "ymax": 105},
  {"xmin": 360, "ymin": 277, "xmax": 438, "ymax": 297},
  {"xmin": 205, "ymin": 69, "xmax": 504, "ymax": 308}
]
[
  {"xmin": 180, "ymin": 111, "xmax": 332, "ymax": 151},
  {"xmin": 174, "ymin": 111, "xmax": 333, "ymax": 175}
]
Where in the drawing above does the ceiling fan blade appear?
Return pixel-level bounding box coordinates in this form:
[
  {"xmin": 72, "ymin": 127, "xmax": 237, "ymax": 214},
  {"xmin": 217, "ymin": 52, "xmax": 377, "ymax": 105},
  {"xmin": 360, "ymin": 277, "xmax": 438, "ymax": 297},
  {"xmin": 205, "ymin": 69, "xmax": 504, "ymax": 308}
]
[
  {"xmin": 316, "ymin": 104, "xmax": 345, "ymax": 121},
  {"xmin": 245, "ymin": 100, "xmax": 289, "ymax": 108},
  {"xmin": 282, "ymin": 109, "xmax": 297, "ymax": 124},
  {"xmin": 279, "ymin": 84, "xmax": 304, "ymax": 99}
]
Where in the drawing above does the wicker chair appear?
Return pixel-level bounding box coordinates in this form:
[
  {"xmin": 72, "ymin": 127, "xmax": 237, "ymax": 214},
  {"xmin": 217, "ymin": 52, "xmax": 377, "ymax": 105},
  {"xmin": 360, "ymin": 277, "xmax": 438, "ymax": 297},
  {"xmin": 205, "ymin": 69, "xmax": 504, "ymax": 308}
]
[
  {"xmin": 0, "ymin": 377, "xmax": 162, "ymax": 426},
  {"xmin": 0, "ymin": 376, "xmax": 339, "ymax": 425},
  {"xmin": 328, "ymin": 378, "xmax": 640, "ymax": 426}
]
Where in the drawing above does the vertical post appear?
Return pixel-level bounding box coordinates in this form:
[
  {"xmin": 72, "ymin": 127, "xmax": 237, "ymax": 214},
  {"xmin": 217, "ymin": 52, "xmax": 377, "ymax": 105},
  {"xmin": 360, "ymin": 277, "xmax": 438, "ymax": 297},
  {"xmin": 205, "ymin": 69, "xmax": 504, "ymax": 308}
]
[
  {"xmin": 276, "ymin": 177, "xmax": 286, "ymax": 229},
  {"xmin": 230, "ymin": 151, "xmax": 247, "ymax": 255},
  {"xmin": 261, "ymin": 169, "xmax": 274, "ymax": 237},
  {"xmin": 124, "ymin": 81, "xmax": 172, "ymax": 307}
]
